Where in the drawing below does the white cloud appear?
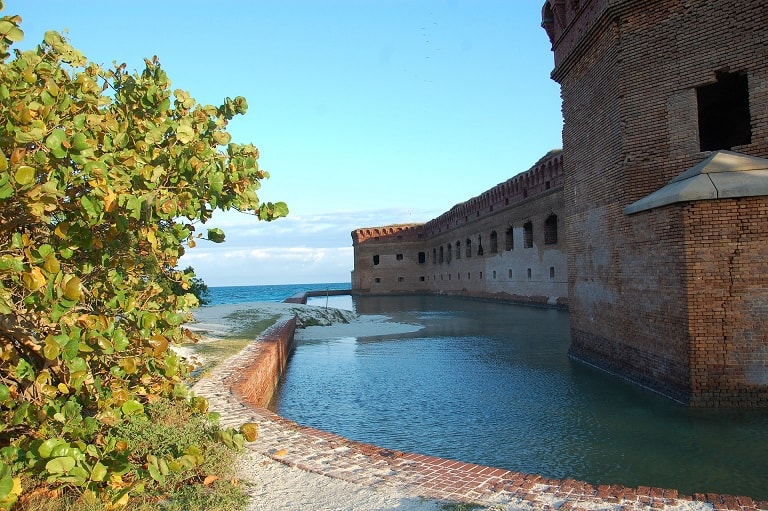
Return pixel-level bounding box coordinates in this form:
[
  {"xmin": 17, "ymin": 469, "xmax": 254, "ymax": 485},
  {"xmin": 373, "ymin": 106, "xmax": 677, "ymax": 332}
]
[{"xmin": 178, "ymin": 207, "xmax": 435, "ymax": 286}]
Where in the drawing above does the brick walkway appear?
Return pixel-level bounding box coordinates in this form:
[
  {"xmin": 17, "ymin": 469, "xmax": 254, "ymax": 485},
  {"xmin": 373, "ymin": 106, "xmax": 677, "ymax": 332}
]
[{"xmin": 192, "ymin": 336, "xmax": 768, "ymax": 511}]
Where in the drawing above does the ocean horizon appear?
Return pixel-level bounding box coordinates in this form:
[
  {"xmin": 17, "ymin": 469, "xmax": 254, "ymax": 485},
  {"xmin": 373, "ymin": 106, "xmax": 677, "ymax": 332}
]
[{"xmin": 206, "ymin": 282, "xmax": 351, "ymax": 306}]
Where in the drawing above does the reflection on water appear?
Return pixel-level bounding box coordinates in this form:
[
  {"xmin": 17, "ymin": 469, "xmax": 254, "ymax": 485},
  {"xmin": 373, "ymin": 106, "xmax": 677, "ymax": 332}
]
[{"xmin": 275, "ymin": 295, "xmax": 768, "ymax": 499}]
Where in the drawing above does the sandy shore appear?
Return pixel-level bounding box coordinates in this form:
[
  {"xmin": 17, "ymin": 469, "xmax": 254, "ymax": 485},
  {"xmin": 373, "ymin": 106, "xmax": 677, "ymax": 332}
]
[{"xmin": 187, "ymin": 302, "xmax": 450, "ymax": 511}]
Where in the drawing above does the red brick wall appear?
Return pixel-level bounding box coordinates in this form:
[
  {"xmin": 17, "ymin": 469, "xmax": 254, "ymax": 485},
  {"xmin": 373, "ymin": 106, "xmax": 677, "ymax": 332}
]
[
  {"xmin": 684, "ymin": 199, "xmax": 768, "ymax": 407},
  {"xmin": 231, "ymin": 317, "xmax": 296, "ymax": 409},
  {"xmin": 551, "ymin": 0, "xmax": 768, "ymax": 405}
]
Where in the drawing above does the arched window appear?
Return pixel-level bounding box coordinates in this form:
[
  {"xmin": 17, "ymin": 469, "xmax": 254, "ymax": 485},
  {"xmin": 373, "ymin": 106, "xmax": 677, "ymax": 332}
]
[
  {"xmin": 545, "ymin": 214, "xmax": 558, "ymax": 245},
  {"xmin": 490, "ymin": 231, "xmax": 498, "ymax": 254},
  {"xmin": 446, "ymin": 243, "xmax": 452, "ymax": 263},
  {"xmin": 466, "ymin": 238, "xmax": 472, "ymax": 258},
  {"xmin": 456, "ymin": 240, "xmax": 461, "ymax": 260},
  {"xmin": 432, "ymin": 248, "xmax": 437, "ymax": 264},
  {"xmin": 505, "ymin": 226, "xmax": 514, "ymax": 250},
  {"xmin": 439, "ymin": 246, "xmax": 444, "ymax": 264},
  {"xmin": 477, "ymin": 235, "xmax": 484, "ymax": 256},
  {"xmin": 523, "ymin": 221, "xmax": 533, "ymax": 248}
]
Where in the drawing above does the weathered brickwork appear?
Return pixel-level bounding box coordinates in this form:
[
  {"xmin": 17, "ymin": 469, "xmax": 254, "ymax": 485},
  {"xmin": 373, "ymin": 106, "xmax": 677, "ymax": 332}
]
[
  {"xmin": 352, "ymin": 0, "xmax": 768, "ymax": 406},
  {"xmin": 683, "ymin": 199, "xmax": 768, "ymax": 407},
  {"xmin": 352, "ymin": 151, "xmax": 567, "ymax": 307},
  {"xmin": 549, "ymin": 0, "xmax": 768, "ymax": 406},
  {"xmin": 230, "ymin": 317, "xmax": 296, "ymax": 409}
]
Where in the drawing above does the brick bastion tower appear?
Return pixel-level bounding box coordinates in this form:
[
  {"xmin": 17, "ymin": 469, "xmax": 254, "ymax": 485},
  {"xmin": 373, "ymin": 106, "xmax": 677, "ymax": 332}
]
[{"xmin": 543, "ymin": 0, "xmax": 768, "ymax": 406}]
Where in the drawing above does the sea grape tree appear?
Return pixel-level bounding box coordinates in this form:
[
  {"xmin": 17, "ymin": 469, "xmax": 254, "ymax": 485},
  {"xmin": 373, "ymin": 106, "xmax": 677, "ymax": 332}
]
[{"xmin": 0, "ymin": 4, "xmax": 285, "ymax": 507}]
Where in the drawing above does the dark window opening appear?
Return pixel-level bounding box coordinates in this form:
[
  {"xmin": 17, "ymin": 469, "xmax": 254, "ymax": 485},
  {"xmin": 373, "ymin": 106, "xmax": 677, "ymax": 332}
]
[
  {"xmin": 396, "ymin": 253, "xmax": 404, "ymax": 261},
  {"xmin": 373, "ymin": 255, "xmax": 380, "ymax": 265},
  {"xmin": 418, "ymin": 252, "xmax": 426, "ymax": 264},
  {"xmin": 446, "ymin": 244, "xmax": 452, "ymax": 263},
  {"xmin": 432, "ymin": 248, "xmax": 437, "ymax": 264},
  {"xmin": 398, "ymin": 276, "xmax": 404, "ymax": 282},
  {"xmin": 697, "ymin": 71, "xmax": 751, "ymax": 151},
  {"xmin": 455, "ymin": 241, "xmax": 461, "ymax": 260},
  {"xmin": 544, "ymin": 214, "xmax": 558, "ymax": 245},
  {"xmin": 477, "ymin": 235, "xmax": 484, "ymax": 256},
  {"xmin": 550, "ymin": 266, "xmax": 555, "ymax": 279},
  {"xmin": 492, "ymin": 270, "xmax": 497, "ymax": 279},
  {"xmin": 374, "ymin": 277, "xmax": 381, "ymax": 283},
  {"xmin": 505, "ymin": 226, "xmax": 514, "ymax": 250},
  {"xmin": 466, "ymin": 239, "xmax": 472, "ymax": 258},
  {"xmin": 490, "ymin": 231, "xmax": 498, "ymax": 254},
  {"xmin": 523, "ymin": 221, "xmax": 533, "ymax": 248},
  {"xmin": 419, "ymin": 276, "xmax": 425, "ymax": 281},
  {"xmin": 527, "ymin": 268, "xmax": 532, "ymax": 279},
  {"xmin": 439, "ymin": 246, "xmax": 444, "ymax": 264}
]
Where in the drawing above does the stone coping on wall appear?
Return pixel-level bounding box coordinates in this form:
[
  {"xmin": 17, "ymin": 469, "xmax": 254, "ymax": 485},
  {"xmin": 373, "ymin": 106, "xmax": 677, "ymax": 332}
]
[
  {"xmin": 624, "ymin": 151, "xmax": 768, "ymax": 215},
  {"xmin": 191, "ymin": 309, "xmax": 767, "ymax": 511}
]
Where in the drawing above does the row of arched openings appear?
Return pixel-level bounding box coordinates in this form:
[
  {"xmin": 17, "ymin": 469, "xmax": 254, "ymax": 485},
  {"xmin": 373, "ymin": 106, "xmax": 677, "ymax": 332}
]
[{"xmin": 427, "ymin": 214, "xmax": 558, "ymax": 264}]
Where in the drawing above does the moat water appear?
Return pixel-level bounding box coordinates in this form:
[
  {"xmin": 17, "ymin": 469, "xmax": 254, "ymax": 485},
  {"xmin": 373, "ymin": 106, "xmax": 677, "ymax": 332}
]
[{"xmin": 274, "ymin": 294, "xmax": 768, "ymax": 500}]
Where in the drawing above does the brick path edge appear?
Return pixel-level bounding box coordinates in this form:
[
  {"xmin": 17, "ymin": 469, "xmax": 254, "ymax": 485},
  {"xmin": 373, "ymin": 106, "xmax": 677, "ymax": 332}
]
[{"xmin": 191, "ymin": 315, "xmax": 768, "ymax": 511}]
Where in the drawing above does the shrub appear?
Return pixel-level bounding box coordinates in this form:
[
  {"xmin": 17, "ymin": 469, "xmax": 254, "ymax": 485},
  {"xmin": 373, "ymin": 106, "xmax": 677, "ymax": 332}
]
[{"xmin": 0, "ymin": 4, "xmax": 282, "ymax": 508}]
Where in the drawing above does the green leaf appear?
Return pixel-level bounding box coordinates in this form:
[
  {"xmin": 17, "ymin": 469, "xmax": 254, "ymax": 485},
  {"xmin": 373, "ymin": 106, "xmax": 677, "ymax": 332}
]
[
  {"xmin": 45, "ymin": 456, "xmax": 75, "ymax": 475},
  {"xmin": 273, "ymin": 201, "xmax": 289, "ymax": 218},
  {"xmin": 15, "ymin": 359, "xmax": 34, "ymax": 381},
  {"xmin": 207, "ymin": 228, "xmax": 225, "ymax": 243},
  {"xmin": 147, "ymin": 463, "xmax": 165, "ymax": 484},
  {"xmin": 0, "ymin": 384, "xmax": 8, "ymax": 403},
  {"xmin": 45, "ymin": 129, "xmax": 66, "ymax": 151},
  {"xmin": 0, "ymin": 472, "xmax": 12, "ymax": 500},
  {"xmin": 90, "ymin": 461, "xmax": 107, "ymax": 482},
  {"xmin": 71, "ymin": 132, "xmax": 90, "ymax": 151},
  {"xmin": 176, "ymin": 124, "xmax": 194, "ymax": 144},
  {"xmin": 208, "ymin": 172, "xmax": 224, "ymax": 194},
  {"xmin": 39, "ymin": 438, "xmax": 67, "ymax": 459},
  {"xmin": 121, "ymin": 400, "xmax": 144, "ymax": 416},
  {"xmin": 0, "ymin": 20, "xmax": 23, "ymax": 42}
]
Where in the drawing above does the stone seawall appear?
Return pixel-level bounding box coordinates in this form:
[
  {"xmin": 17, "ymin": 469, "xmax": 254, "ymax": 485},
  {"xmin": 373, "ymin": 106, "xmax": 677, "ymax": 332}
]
[{"xmin": 230, "ymin": 316, "xmax": 296, "ymax": 409}]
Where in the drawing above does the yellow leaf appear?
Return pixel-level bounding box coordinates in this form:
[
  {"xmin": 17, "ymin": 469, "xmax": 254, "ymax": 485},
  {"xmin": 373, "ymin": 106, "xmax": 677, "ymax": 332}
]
[
  {"xmin": 11, "ymin": 476, "xmax": 22, "ymax": 496},
  {"xmin": 273, "ymin": 449, "xmax": 287, "ymax": 458},
  {"xmin": 54, "ymin": 221, "xmax": 70, "ymax": 238},
  {"xmin": 203, "ymin": 475, "xmax": 219, "ymax": 486},
  {"xmin": 43, "ymin": 255, "xmax": 60, "ymax": 274},
  {"xmin": 104, "ymin": 192, "xmax": 117, "ymax": 212},
  {"xmin": 61, "ymin": 275, "xmax": 82, "ymax": 301},
  {"xmin": 14, "ymin": 165, "xmax": 35, "ymax": 185},
  {"xmin": 240, "ymin": 422, "xmax": 259, "ymax": 442},
  {"xmin": 22, "ymin": 267, "xmax": 46, "ymax": 291},
  {"xmin": 57, "ymin": 383, "xmax": 69, "ymax": 394}
]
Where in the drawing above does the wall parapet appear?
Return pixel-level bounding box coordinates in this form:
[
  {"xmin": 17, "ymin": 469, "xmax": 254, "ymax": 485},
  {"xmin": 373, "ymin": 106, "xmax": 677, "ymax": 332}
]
[{"xmin": 351, "ymin": 150, "xmax": 563, "ymax": 245}]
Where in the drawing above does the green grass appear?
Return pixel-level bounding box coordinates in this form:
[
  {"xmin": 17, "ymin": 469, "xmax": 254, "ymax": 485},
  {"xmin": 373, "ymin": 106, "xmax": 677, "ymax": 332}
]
[{"xmin": 16, "ymin": 398, "xmax": 251, "ymax": 511}]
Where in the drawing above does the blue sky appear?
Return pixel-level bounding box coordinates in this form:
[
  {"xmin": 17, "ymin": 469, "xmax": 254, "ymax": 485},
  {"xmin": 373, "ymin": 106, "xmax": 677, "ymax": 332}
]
[{"xmin": 10, "ymin": 1, "xmax": 563, "ymax": 286}]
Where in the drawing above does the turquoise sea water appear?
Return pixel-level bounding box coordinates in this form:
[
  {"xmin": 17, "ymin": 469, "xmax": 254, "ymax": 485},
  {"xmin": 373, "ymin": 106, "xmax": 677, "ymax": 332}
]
[
  {"xmin": 207, "ymin": 286, "xmax": 768, "ymax": 500},
  {"xmin": 206, "ymin": 282, "xmax": 350, "ymax": 305}
]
